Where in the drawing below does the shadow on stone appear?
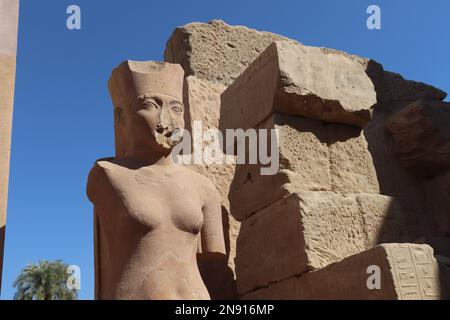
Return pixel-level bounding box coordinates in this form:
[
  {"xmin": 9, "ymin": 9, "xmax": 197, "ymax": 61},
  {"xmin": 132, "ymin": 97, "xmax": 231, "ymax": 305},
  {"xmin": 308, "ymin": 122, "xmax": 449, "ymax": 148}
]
[
  {"xmin": 365, "ymin": 60, "xmax": 450, "ymax": 298},
  {"xmin": 198, "ymin": 206, "xmax": 236, "ymax": 299},
  {"xmin": 364, "ymin": 60, "xmax": 431, "ymax": 243}
]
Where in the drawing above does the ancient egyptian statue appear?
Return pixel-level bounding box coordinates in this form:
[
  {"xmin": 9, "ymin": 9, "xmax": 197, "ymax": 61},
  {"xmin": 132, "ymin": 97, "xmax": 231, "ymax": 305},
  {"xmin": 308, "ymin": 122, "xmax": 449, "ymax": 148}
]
[{"xmin": 87, "ymin": 61, "xmax": 226, "ymax": 300}]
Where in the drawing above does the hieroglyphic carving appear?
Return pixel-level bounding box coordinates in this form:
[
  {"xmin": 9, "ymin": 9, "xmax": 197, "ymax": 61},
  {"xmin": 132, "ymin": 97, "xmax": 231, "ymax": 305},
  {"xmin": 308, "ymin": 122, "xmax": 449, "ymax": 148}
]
[{"xmin": 387, "ymin": 244, "xmax": 440, "ymax": 300}]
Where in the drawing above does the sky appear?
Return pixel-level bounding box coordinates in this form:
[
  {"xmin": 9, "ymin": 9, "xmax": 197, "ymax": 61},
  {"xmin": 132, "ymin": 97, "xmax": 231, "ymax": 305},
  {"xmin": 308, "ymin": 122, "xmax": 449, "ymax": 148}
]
[{"xmin": 2, "ymin": 0, "xmax": 449, "ymax": 300}]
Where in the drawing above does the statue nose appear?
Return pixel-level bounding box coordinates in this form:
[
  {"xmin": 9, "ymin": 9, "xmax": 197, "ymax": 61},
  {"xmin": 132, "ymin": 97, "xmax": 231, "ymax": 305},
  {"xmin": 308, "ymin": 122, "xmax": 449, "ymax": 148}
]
[{"xmin": 157, "ymin": 106, "xmax": 174, "ymax": 132}]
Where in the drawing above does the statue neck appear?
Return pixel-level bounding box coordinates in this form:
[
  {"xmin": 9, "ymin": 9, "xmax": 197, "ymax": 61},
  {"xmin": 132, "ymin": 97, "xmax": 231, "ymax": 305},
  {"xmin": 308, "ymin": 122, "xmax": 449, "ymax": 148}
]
[{"xmin": 126, "ymin": 148, "xmax": 174, "ymax": 167}]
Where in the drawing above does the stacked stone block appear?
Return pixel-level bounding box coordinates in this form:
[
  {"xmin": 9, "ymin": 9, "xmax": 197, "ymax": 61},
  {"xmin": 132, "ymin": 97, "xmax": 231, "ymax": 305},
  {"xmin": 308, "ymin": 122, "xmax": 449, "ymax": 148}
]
[{"xmin": 165, "ymin": 20, "xmax": 450, "ymax": 299}]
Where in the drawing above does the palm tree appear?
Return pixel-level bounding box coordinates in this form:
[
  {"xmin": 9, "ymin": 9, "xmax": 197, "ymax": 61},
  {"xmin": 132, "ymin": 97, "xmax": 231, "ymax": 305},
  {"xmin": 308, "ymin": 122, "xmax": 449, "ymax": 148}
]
[{"xmin": 13, "ymin": 260, "xmax": 78, "ymax": 300}]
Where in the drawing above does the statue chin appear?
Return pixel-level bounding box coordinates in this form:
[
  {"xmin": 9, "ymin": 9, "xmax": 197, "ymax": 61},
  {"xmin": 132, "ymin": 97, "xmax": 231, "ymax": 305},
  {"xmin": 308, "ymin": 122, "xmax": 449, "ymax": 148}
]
[{"xmin": 155, "ymin": 132, "xmax": 182, "ymax": 150}]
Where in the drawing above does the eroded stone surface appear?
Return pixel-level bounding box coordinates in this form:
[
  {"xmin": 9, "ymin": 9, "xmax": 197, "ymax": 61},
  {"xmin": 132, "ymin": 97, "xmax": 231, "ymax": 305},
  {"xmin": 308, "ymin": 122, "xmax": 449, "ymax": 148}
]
[
  {"xmin": 363, "ymin": 112, "xmax": 428, "ymax": 241},
  {"xmin": 220, "ymin": 41, "xmax": 377, "ymax": 130},
  {"xmin": 327, "ymin": 124, "xmax": 379, "ymax": 194},
  {"xmin": 242, "ymin": 244, "xmax": 441, "ymax": 300},
  {"xmin": 355, "ymin": 193, "xmax": 406, "ymax": 246},
  {"xmin": 164, "ymin": 20, "xmax": 298, "ymax": 87},
  {"xmin": 162, "ymin": 19, "xmax": 450, "ymax": 300},
  {"xmin": 228, "ymin": 116, "xmax": 381, "ymax": 221},
  {"xmin": 366, "ymin": 61, "xmax": 447, "ymax": 105},
  {"xmin": 386, "ymin": 100, "xmax": 450, "ymax": 178},
  {"xmin": 235, "ymin": 192, "xmax": 404, "ymax": 294},
  {"xmin": 229, "ymin": 114, "xmax": 330, "ymax": 221}
]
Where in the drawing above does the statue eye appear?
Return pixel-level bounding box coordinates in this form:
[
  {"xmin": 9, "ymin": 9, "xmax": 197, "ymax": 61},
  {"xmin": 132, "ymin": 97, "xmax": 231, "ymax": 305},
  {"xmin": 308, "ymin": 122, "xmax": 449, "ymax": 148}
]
[
  {"xmin": 143, "ymin": 100, "xmax": 158, "ymax": 109},
  {"xmin": 171, "ymin": 105, "xmax": 183, "ymax": 113}
]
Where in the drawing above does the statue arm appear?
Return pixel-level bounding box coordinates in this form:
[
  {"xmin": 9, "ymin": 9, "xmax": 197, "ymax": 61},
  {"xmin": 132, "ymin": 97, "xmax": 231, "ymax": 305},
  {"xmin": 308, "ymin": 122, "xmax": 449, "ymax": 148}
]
[{"xmin": 199, "ymin": 188, "xmax": 226, "ymax": 256}]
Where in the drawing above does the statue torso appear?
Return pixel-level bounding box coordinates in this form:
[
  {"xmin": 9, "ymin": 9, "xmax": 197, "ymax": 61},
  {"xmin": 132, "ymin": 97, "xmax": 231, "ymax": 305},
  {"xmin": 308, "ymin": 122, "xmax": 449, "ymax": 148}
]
[{"xmin": 88, "ymin": 159, "xmax": 211, "ymax": 300}]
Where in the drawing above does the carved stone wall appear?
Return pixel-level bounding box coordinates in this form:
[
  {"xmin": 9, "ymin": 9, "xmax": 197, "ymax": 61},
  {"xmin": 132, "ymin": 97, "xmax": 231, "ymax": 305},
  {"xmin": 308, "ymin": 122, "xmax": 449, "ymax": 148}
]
[{"xmin": 165, "ymin": 20, "xmax": 449, "ymax": 299}]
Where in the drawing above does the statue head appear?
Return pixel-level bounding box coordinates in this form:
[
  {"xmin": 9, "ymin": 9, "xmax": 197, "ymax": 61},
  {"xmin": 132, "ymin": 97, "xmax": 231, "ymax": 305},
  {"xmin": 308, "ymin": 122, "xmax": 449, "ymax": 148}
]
[{"xmin": 108, "ymin": 60, "xmax": 185, "ymax": 158}]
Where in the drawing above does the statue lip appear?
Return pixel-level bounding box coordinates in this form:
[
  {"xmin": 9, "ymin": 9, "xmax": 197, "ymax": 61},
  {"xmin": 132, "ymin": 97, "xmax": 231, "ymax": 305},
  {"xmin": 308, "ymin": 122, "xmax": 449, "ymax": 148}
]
[
  {"xmin": 155, "ymin": 124, "xmax": 166, "ymax": 134},
  {"xmin": 155, "ymin": 123, "xmax": 176, "ymax": 138},
  {"xmin": 155, "ymin": 128, "xmax": 176, "ymax": 139}
]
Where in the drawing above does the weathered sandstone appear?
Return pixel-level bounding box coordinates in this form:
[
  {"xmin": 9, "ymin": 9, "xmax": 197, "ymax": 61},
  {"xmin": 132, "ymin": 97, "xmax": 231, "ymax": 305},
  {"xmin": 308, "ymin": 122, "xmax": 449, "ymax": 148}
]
[
  {"xmin": 165, "ymin": 20, "xmax": 298, "ymax": 87},
  {"xmin": 228, "ymin": 117, "xmax": 380, "ymax": 221},
  {"xmin": 235, "ymin": 192, "xmax": 404, "ymax": 294},
  {"xmin": 162, "ymin": 20, "xmax": 450, "ymax": 300},
  {"xmin": 220, "ymin": 41, "xmax": 377, "ymax": 130},
  {"xmin": 242, "ymin": 244, "xmax": 441, "ymax": 300},
  {"xmin": 386, "ymin": 100, "xmax": 450, "ymax": 178},
  {"xmin": 229, "ymin": 114, "xmax": 330, "ymax": 221}
]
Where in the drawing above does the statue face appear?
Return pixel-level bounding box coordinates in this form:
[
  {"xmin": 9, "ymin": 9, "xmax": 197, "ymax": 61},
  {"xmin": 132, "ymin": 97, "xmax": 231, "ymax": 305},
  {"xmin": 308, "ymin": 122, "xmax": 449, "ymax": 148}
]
[{"xmin": 126, "ymin": 92, "xmax": 185, "ymax": 154}]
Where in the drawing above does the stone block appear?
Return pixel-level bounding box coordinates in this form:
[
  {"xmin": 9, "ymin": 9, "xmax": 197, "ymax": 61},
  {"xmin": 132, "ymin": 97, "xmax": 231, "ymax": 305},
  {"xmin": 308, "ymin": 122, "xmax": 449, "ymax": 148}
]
[
  {"xmin": 229, "ymin": 114, "xmax": 330, "ymax": 221},
  {"xmin": 164, "ymin": 20, "xmax": 298, "ymax": 87},
  {"xmin": 386, "ymin": 100, "xmax": 450, "ymax": 178},
  {"xmin": 220, "ymin": 41, "xmax": 377, "ymax": 130},
  {"xmin": 242, "ymin": 244, "xmax": 441, "ymax": 300},
  {"xmin": 235, "ymin": 192, "xmax": 404, "ymax": 294},
  {"xmin": 327, "ymin": 124, "xmax": 379, "ymax": 194}
]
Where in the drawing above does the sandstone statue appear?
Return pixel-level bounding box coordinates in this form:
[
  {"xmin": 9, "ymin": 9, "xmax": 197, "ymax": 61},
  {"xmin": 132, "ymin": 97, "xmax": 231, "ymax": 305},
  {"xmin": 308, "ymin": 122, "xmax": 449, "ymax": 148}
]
[{"xmin": 87, "ymin": 61, "xmax": 226, "ymax": 300}]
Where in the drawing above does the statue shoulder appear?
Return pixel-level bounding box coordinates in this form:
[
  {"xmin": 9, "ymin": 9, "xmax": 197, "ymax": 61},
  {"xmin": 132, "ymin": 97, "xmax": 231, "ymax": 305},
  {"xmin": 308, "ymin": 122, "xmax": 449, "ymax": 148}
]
[
  {"xmin": 86, "ymin": 158, "xmax": 119, "ymax": 202},
  {"xmin": 88, "ymin": 157, "xmax": 116, "ymax": 178},
  {"xmin": 179, "ymin": 166, "xmax": 221, "ymax": 201}
]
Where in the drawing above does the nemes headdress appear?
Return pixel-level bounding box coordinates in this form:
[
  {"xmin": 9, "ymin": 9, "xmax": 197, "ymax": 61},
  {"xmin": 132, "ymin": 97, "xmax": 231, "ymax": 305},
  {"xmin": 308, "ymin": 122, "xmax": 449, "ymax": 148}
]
[{"xmin": 109, "ymin": 60, "xmax": 184, "ymax": 111}]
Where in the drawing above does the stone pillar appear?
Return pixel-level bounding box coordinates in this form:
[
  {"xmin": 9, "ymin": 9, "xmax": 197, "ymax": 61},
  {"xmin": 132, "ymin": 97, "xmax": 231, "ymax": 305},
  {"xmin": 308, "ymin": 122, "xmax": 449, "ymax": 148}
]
[{"xmin": 0, "ymin": 0, "xmax": 20, "ymax": 292}]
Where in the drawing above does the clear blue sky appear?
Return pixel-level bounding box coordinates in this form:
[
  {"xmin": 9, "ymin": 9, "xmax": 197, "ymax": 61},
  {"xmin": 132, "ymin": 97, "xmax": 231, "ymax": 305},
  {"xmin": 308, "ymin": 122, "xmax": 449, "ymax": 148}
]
[{"xmin": 2, "ymin": 0, "xmax": 449, "ymax": 300}]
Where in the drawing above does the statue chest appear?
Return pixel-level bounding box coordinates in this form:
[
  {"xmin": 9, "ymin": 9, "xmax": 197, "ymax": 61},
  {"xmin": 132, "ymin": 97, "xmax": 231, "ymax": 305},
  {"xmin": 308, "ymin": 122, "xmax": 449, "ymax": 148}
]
[{"xmin": 104, "ymin": 166, "xmax": 204, "ymax": 234}]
